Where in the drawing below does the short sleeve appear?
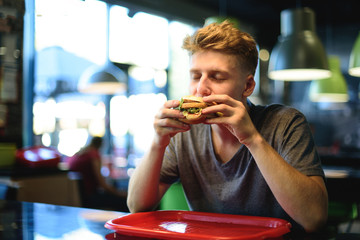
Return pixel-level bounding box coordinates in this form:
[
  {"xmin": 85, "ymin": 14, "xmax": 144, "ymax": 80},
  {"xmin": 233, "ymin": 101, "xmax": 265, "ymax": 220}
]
[{"xmin": 275, "ymin": 108, "xmax": 324, "ymax": 177}]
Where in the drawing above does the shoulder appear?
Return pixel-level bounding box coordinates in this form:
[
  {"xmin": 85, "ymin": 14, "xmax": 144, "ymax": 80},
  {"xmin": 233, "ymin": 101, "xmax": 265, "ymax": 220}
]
[
  {"xmin": 250, "ymin": 102, "xmax": 307, "ymax": 126},
  {"xmin": 252, "ymin": 102, "xmax": 303, "ymax": 117}
]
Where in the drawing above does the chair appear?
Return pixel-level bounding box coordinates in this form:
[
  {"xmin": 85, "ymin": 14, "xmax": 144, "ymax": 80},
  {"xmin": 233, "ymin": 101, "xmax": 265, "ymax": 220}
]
[{"xmin": 327, "ymin": 201, "xmax": 358, "ymax": 234}]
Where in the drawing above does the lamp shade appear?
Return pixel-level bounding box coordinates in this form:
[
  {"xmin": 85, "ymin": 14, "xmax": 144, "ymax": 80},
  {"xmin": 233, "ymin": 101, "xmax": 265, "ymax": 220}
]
[
  {"xmin": 309, "ymin": 56, "xmax": 348, "ymax": 102},
  {"xmin": 78, "ymin": 63, "xmax": 127, "ymax": 94},
  {"xmin": 349, "ymin": 31, "xmax": 360, "ymax": 77},
  {"xmin": 268, "ymin": 8, "xmax": 331, "ymax": 81}
]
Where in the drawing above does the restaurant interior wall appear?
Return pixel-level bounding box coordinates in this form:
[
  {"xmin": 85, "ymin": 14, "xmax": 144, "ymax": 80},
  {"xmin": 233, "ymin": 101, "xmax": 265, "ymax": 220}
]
[{"xmin": 0, "ymin": 1, "xmax": 24, "ymax": 148}]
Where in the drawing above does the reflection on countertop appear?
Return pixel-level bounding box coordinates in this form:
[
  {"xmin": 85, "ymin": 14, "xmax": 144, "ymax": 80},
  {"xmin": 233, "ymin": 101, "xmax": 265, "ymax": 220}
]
[{"xmin": 0, "ymin": 199, "xmax": 126, "ymax": 240}]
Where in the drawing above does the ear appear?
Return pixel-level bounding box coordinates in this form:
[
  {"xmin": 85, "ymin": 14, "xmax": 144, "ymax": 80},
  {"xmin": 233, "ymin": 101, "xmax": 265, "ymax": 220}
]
[{"xmin": 242, "ymin": 75, "xmax": 256, "ymax": 97}]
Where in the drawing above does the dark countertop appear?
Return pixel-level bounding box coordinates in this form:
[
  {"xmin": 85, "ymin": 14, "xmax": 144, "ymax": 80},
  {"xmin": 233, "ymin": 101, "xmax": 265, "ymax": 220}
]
[
  {"xmin": 322, "ymin": 165, "xmax": 360, "ymax": 203},
  {"xmin": 0, "ymin": 199, "xmax": 126, "ymax": 240},
  {"xmin": 0, "ymin": 199, "xmax": 359, "ymax": 240},
  {"xmin": 0, "ymin": 165, "xmax": 67, "ymax": 178},
  {"xmin": 320, "ymin": 155, "xmax": 360, "ymax": 169}
]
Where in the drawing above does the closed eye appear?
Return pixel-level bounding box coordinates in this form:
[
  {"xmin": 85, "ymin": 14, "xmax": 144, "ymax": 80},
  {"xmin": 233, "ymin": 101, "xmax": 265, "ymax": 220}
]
[
  {"xmin": 190, "ymin": 70, "xmax": 229, "ymax": 82},
  {"xmin": 210, "ymin": 71, "xmax": 228, "ymax": 81},
  {"xmin": 190, "ymin": 72, "xmax": 201, "ymax": 81}
]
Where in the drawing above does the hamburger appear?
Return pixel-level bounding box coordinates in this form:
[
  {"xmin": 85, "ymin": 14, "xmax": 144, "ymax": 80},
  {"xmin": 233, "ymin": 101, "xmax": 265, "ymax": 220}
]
[{"xmin": 177, "ymin": 95, "xmax": 221, "ymax": 124}]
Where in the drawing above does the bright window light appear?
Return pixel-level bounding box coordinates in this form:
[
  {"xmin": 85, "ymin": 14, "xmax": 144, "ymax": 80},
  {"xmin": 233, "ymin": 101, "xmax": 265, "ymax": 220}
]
[
  {"xmin": 34, "ymin": 0, "xmax": 199, "ymax": 163},
  {"xmin": 129, "ymin": 66, "xmax": 156, "ymax": 82},
  {"xmin": 128, "ymin": 93, "xmax": 167, "ymax": 154},
  {"xmin": 168, "ymin": 21, "xmax": 195, "ymax": 100},
  {"xmin": 109, "ymin": 5, "xmax": 131, "ymax": 64},
  {"xmin": 110, "ymin": 96, "xmax": 130, "ymax": 137},
  {"xmin": 33, "ymin": 99, "xmax": 56, "ymax": 135},
  {"xmin": 109, "ymin": 8, "xmax": 169, "ymax": 69},
  {"xmin": 88, "ymin": 118, "xmax": 106, "ymax": 137},
  {"xmin": 55, "ymin": 101, "xmax": 105, "ymax": 119},
  {"xmin": 41, "ymin": 133, "xmax": 51, "ymax": 147},
  {"xmin": 154, "ymin": 70, "xmax": 167, "ymax": 88},
  {"xmin": 58, "ymin": 129, "xmax": 89, "ymax": 157},
  {"xmin": 35, "ymin": 0, "xmax": 107, "ymax": 65}
]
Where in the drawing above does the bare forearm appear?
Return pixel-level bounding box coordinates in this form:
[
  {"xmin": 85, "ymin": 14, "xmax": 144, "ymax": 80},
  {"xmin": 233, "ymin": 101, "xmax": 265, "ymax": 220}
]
[
  {"xmin": 127, "ymin": 99, "xmax": 189, "ymax": 212},
  {"xmin": 246, "ymin": 134, "xmax": 328, "ymax": 232},
  {"xmin": 127, "ymin": 141, "xmax": 168, "ymax": 213}
]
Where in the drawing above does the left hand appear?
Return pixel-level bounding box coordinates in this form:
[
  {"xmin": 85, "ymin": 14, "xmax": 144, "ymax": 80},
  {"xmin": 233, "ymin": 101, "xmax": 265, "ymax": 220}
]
[{"xmin": 201, "ymin": 95, "xmax": 258, "ymax": 146}]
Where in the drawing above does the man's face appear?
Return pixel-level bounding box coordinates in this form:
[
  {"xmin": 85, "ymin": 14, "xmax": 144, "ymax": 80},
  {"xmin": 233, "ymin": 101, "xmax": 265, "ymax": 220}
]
[{"xmin": 189, "ymin": 50, "xmax": 251, "ymax": 102}]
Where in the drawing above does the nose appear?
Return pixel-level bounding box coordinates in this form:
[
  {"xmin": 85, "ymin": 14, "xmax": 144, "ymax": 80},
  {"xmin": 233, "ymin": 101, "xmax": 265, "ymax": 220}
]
[{"xmin": 196, "ymin": 75, "xmax": 211, "ymax": 96}]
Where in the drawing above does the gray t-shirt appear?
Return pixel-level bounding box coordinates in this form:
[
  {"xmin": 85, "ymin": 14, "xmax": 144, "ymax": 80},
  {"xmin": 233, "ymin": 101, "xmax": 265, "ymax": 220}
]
[{"xmin": 160, "ymin": 101, "xmax": 324, "ymax": 232}]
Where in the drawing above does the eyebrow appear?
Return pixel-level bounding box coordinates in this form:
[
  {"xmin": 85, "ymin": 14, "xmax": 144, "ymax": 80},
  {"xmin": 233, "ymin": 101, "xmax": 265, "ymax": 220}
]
[{"xmin": 190, "ymin": 68, "xmax": 228, "ymax": 74}]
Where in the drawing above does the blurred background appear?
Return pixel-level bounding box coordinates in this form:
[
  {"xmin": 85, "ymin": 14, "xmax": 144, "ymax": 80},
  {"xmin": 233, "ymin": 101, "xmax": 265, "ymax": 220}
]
[{"xmin": 0, "ymin": 0, "xmax": 360, "ymax": 208}]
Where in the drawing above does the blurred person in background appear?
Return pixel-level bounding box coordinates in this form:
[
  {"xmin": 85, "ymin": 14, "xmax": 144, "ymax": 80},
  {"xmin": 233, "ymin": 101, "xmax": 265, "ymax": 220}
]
[{"xmin": 68, "ymin": 136, "xmax": 128, "ymax": 211}]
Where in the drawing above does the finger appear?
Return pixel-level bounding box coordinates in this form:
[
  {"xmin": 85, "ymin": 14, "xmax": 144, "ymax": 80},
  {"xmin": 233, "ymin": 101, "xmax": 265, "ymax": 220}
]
[
  {"xmin": 155, "ymin": 117, "xmax": 190, "ymax": 131},
  {"xmin": 201, "ymin": 103, "xmax": 228, "ymax": 116},
  {"xmin": 203, "ymin": 95, "xmax": 238, "ymax": 107},
  {"xmin": 164, "ymin": 99, "xmax": 181, "ymax": 109},
  {"xmin": 156, "ymin": 107, "xmax": 185, "ymax": 120},
  {"xmin": 156, "ymin": 126, "xmax": 189, "ymax": 137},
  {"xmin": 202, "ymin": 94, "xmax": 228, "ymax": 103},
  {"xmin": 155, "ymin": 126, "xmax": 190, "ymax": 141},
  {"xmin": 203, "ymin": 117, "xmax": 222, "ymax": 125}
]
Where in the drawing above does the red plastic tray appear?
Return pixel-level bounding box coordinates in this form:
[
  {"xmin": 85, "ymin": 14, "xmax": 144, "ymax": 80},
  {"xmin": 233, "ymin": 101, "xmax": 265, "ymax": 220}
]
[{"xmin": 105, "ymin": 210, "xmax": 292, "ymax": 240}]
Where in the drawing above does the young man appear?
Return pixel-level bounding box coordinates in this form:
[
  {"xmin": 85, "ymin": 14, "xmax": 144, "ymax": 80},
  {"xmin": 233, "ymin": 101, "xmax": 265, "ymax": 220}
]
[{"xmin": 127, "ymin": 21, "xmax": 328, "ymax": 234}]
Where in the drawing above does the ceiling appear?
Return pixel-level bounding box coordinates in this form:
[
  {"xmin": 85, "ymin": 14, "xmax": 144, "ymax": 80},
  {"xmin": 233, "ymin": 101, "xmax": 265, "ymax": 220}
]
[
  {"xmin": 113, "ymin": 0, "xmax": 360, "ymax": 71},
  {"xmin": 181, "ymin": 0, "xmax": 360, "ymax": 48}
]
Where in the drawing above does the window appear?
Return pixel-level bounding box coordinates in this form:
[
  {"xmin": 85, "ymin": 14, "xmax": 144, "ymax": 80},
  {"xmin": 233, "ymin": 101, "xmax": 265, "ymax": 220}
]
[
  {"xmin": 32, "ymin": 0, "xmax": 197, "ymax": 178},
  {"xmin": 34, "ymin": 0, "xmax": 107, "ymax": 156},
  {"xmin": 109, "ymin": 7, "xmax": 169, "ymax": 69},
  {"xmin": 35, "ymin": 0, "xmax": 107, "ymax": 64}
]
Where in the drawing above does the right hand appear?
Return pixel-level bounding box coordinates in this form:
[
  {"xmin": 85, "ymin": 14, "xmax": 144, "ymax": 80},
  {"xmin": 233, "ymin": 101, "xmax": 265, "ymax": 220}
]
[{"xmin": 153, "ymin": 99, "xmax": 191, "ymax": 148}]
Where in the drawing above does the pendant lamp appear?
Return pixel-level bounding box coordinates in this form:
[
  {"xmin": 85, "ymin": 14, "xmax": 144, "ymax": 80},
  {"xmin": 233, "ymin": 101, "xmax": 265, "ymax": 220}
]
[
  {"xmin": 78, "ymin": 63, "xmax": 127, "ymax": 95},
  {"xmin": 349, "ymin": 31, "xmax": 360, "ymax": 77},
  {"xmin": 268, "ymin": 8, "xmax": 331, "ymax": 81},
  {"xmin": 309, "ymin": 56, "xmax": 348, "ymax": 102}
]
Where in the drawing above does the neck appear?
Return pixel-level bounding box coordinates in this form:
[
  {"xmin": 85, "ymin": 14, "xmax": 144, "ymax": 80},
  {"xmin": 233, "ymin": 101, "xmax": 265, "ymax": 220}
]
[
  {"xmin": 210, "ymin": 125, "xmax": 242, "ymax": 163},
  {"xmin": 211, "ymin": 124, "xmax": 238, "ymax": 144}
]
